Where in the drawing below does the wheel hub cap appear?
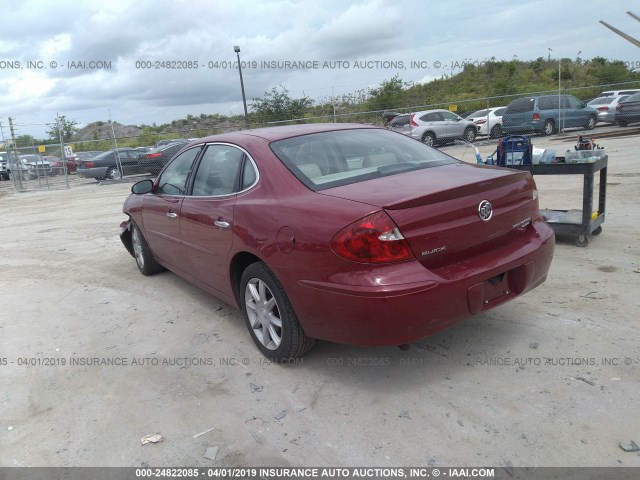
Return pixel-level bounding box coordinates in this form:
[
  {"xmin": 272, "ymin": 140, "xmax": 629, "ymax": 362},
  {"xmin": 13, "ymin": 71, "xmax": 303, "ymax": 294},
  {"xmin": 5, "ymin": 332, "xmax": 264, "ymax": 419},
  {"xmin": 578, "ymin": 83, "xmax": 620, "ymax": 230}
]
[{"xmin": 245, "ymin": 278, "xmax": 282, "ymax": 350}]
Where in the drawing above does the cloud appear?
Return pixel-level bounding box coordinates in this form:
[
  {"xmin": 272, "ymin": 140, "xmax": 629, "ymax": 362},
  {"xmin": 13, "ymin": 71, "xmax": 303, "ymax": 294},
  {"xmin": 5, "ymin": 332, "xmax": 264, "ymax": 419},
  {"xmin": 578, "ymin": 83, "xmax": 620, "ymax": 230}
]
[{"xmin": 1, "ymin": 0, "xmax": 638, "ymax": 139}]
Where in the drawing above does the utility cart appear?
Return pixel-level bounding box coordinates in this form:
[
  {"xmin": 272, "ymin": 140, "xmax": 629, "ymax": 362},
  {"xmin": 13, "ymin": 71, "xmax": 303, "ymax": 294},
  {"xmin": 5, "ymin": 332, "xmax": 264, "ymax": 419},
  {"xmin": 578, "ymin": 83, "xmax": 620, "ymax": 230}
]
[{"xmin": 507, "ymin": 154, "xmax": 607, "ymax": 247}]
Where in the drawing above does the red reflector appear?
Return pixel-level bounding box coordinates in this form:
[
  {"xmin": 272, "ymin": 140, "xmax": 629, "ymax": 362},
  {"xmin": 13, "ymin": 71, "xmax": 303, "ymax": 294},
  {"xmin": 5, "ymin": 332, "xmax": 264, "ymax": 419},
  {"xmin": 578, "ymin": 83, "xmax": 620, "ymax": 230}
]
[
  {"xmin": 331, "ymin": 211, "xmax": 414, "ymax": 264},
  {"xmin": 532, "ymin": 113, "xmax": 540, "ymax": 121},
  {"xmin": 410, "ymin": 114, "xmax": 418, "ymax": 127},
  {"xmin": 146, "ymin": 153, "xmax": 162, "ymax": 158}
]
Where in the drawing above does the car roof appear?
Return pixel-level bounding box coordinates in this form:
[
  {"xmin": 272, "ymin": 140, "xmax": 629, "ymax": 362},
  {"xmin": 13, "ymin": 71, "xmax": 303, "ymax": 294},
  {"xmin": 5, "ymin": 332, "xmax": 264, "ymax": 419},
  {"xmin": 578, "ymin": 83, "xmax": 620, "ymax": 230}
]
[
  {"xmin": 194, "ymin": 123, "xmax": 380, "ymax": 144},
  {"xmin": 412, "ymin": 109, "xmax": 456, "ymax": 116}
]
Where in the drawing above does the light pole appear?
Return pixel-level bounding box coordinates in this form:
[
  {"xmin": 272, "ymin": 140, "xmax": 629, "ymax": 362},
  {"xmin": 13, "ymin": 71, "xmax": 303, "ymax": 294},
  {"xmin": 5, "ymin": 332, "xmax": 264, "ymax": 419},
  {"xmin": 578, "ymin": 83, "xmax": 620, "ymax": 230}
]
[{"xmin": 234, "ymin": 46, "xmax": 249, "ymax": 130}]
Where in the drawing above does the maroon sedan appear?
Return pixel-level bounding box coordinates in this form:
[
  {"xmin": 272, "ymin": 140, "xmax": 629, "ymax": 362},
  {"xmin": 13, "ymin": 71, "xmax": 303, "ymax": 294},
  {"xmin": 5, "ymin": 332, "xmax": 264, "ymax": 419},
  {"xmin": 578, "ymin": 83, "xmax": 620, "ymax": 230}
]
[{"xmin": 120, "ymin": 124, "xmax": 554, "ymax": 360}]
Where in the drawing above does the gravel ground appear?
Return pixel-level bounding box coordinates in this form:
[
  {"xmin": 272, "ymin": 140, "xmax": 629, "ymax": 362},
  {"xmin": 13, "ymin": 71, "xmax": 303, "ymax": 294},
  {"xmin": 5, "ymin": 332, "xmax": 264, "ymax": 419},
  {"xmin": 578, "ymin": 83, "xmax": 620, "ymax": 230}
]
[{"xmin": 1, "ymin": 133, "xmax": 639, "ymax": 468}]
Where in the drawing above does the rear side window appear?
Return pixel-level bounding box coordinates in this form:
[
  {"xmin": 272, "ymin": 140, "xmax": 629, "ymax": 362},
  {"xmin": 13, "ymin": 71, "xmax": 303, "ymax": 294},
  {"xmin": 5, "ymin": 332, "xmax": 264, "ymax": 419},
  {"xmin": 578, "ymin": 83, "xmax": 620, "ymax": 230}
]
[
  {"xmin": 624, "ymin": 92, "xmax": 640, "ymax": 102},
  {"xmin": 505, "ymin": 98, "xmax": 534, "ymax": 113}
]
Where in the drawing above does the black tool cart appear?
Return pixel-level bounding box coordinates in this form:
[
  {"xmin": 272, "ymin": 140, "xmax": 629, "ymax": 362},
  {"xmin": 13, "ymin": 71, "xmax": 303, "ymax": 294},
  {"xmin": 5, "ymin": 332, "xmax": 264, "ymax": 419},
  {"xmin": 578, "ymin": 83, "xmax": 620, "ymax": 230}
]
[{"xmin": 496, "ymin": 135, "xmax": 607, "ymax": 247}]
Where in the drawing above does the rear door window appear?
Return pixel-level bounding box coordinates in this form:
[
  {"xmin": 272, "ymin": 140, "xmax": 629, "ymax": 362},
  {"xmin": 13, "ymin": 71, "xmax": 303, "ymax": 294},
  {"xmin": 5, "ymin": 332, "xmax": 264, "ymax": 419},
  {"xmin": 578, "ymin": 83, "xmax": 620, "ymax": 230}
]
[
  {"xmin": 538, "ymin": 96, "xmax": 560, "ymax": 110},
  {"xmin": 420, "ymin": 112, "xmax": 444, "ymax": 122},
  {"xmin": 191, "ymin": 145, "xmax": 244, "ymax": 196}
]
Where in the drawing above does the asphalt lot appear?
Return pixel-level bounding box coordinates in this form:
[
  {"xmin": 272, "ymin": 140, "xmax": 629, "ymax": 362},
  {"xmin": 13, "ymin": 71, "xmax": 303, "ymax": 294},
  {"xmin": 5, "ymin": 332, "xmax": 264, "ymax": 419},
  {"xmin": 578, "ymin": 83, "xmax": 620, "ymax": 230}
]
[{"xmin": 1, "ymin": 132, "xmax": 639, "ymax": 468}]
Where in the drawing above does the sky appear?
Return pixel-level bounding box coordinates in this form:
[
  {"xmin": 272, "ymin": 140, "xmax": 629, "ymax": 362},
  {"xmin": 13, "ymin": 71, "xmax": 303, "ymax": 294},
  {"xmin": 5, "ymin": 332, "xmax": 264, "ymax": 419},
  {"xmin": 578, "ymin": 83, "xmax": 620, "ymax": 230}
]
[{"xmin": 0, "ymin": 0, "xmax": 639, "ymax": 139}]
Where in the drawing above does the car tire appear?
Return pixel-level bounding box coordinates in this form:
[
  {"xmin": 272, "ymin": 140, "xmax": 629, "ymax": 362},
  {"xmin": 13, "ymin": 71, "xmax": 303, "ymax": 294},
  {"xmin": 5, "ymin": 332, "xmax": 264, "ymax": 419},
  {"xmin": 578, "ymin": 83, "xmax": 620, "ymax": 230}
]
[
  {"xmin": 422, "ymin": 132, "xmax": 436, "ymax": 147},
  {"xmin": 542, "ymin": 119, "xmax": 555, "ymax": 136},
  {"xmin": 106, "ymin": 167, "xmax": 122, "ymax": 180},
  {"xmin": 618, "ymin": 119, "xmax": 628, "ymax": 127},
  {"xmin": 240, "ymin": 262, "xmax": 315, "ymax": 361},
  {"xmin": 585, "ymin": 115, "xmax": 596, "ymax": 130},
  {"xmin": 130, "ymin": 221, "xmax": 165, "ymax": 275},
  {"xmin": 464, "ymin": 127, "xmax": 477, "ymax": 143},
  {"xmin": 490, "ymin": 124, "xmax": 501, "ymax": 139}
]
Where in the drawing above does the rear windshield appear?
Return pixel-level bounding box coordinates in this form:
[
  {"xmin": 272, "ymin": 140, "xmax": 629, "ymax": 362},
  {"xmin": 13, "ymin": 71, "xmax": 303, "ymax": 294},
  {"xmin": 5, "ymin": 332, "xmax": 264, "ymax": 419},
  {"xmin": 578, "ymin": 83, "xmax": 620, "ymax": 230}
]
[
  {"xmin": 505, "ymin": 98, "xmax": 534, "ymax": 113},
  {"xmin": 469, "ymin": 109, "xmax": 490, "ymax": 117},
  {"xmin": 588, "ymin": 97, "xmax": 615, "ymax": 105},
  {"xmin": 389, "ymin": 115, "xmax": 410, "ymax": 127},
  {"xmin": 270, "ymin": 129, "xmax": 457, "ymax": 191}
]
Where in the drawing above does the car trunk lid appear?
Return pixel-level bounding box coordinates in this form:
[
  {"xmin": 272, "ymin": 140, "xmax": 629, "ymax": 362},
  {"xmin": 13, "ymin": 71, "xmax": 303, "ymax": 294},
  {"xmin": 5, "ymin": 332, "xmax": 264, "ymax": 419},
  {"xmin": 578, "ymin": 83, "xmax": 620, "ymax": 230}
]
[{"xmin": 320, "ymin": 163, "xmax": 538, "ymax": 270}]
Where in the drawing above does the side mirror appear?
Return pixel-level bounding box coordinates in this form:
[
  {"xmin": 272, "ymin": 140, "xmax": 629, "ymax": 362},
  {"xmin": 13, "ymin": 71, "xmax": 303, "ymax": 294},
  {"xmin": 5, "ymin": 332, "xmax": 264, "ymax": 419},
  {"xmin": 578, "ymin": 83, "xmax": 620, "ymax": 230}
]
[{"xmin": 131, "ymin": 179, "xmax": 154, "ymax": 194}]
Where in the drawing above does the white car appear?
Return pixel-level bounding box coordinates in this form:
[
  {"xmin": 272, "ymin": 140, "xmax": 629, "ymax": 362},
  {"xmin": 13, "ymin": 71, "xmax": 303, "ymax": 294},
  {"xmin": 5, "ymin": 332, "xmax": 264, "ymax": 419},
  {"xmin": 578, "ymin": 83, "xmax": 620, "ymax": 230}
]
[
  {"xmin": 587, "ymin": 95, "xmax": 629, "ymax": 124},
  {"xmin": 466, "ymin": 107, "xmax": 507, "ymax": 138}
]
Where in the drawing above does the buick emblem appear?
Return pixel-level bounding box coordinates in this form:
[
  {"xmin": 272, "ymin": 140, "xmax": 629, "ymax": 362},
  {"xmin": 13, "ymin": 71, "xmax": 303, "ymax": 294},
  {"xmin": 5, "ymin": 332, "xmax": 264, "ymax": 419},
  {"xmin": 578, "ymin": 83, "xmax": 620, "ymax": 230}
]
[{"xmin": 478, "ymin": 200, "xmax": 493, "ymax": 221}]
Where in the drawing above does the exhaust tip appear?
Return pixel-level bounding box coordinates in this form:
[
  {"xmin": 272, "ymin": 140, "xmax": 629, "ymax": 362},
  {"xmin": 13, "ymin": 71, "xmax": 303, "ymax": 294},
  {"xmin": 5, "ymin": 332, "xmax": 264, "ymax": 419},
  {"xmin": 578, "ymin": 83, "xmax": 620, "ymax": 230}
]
[{"xmin": 398, "ymin": 343, "xmax": 411, "ymax": 351}]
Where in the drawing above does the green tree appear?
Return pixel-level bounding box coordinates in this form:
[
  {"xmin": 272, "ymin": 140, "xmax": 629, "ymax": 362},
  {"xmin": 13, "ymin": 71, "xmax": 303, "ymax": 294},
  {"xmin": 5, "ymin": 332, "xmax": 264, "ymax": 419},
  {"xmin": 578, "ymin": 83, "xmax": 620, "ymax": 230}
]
[
  {"xmin": 15, "ymin": 134, "xmax": 36, "ymax": 148},
  {"xmin": 47, "ymin": 115, "xmax": 79, "ymax": 142},
  {"xmin": 366, "ymin": 75, "xmax": 406, "ymax": 111},
  {"xmin": 250, "ymin": 86, "xmax": 313, "ymax": 122}
]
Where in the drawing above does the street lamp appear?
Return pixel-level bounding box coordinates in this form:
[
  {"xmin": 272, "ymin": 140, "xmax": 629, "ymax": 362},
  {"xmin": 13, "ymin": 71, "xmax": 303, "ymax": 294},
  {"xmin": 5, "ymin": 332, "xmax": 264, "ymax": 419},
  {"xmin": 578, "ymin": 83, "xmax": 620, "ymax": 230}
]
[{"xmin": 234, "ymin": 45, "xmax": 249, "ymax": 130}]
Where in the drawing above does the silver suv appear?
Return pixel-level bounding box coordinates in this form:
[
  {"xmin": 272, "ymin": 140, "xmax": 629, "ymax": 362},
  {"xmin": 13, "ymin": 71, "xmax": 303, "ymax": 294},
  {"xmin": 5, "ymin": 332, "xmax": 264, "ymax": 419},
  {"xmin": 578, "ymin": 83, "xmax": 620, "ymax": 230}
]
[{"xmin": 400, "ymin": 109, "xmax": 477, "ymax": 146}]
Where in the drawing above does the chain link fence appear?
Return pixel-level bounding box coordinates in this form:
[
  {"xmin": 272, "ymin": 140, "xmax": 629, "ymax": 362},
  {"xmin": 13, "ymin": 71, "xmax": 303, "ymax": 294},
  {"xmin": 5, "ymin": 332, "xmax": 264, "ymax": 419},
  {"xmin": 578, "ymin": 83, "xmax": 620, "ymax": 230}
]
[{"xmin": 2, "ymin": 80, "xmax": 638, "ymax": 193}]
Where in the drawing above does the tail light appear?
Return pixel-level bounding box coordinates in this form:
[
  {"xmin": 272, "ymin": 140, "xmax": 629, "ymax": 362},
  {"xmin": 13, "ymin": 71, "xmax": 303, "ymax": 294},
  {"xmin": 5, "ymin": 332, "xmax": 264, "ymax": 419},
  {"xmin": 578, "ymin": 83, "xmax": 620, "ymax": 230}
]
[
  {"xmin": 410, "ymin": 114, "xmax": 419, "ymax": 127},
  {"xmin": 532, "ymin": 113, "xmax": 540, "ymax": 121},
  {"xmin": 145, "ymin": 153, "xmax": 162, "ymax": 159},
  {"xmin": 474, "ymin": 119, "xmax": 487, "ymax": 125},
  {"xmin": 85, "ymin": 162, "xmax": 94, "ymax": 168},
  {"xmin": 331, "ymin": 211, "xmax": 414, "ymax": 264},
  {"xmin": 617, "ymin": 104, "xmax": 624, "ymax": 111},
  {"xmin": 597, "ymin": 106, "xmax": 609, "ymax": 112}
]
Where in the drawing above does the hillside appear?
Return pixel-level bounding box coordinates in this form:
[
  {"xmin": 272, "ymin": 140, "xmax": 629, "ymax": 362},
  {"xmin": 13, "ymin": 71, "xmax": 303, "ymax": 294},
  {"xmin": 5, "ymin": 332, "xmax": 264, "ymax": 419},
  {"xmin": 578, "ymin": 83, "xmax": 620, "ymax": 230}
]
[{"xmin": 72, "ymin": 121, "xmax": 142, "ymax": 141}]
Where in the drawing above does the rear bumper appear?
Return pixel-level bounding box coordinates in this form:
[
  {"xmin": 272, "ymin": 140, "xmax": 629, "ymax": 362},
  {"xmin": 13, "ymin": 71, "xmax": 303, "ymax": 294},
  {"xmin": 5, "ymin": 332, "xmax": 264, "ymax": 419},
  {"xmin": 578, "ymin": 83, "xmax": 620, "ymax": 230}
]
[
  {"xmin": 501, "ymin": 123, "xmax": 540, "ymax": 134},
  {"xmin": 615, "ymin": 113, "xmax": 640, "ymax": 124},
  {"xmin": 280, "ymin": 220, "xmax": 555, "ymax": 346}
]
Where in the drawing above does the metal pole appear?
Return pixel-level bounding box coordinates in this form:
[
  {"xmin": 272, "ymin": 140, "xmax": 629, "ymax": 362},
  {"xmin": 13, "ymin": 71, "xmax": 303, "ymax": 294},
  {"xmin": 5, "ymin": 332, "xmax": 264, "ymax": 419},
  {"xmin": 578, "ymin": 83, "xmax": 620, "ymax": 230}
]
[
  {"xmin": 234, "ymin": 46, "xmax": 249, "ymax": 130},
  {"xmin": 8, "ymin": 117, "xmax": 25, "ymax": 191},
  {"xmin": 558, "ymin": 58, "xmax": 562, "ymax": 134},
  {"xmin": 56, "ymin": 114, "xmax": 69, "ymax": 188},
  {"xmin": 108, "ymin": 109, "xmax": 123, "ymax": 179},
  {"xmin": 332, "ymin": 86, "xmax": 336, "ymax": 123}
]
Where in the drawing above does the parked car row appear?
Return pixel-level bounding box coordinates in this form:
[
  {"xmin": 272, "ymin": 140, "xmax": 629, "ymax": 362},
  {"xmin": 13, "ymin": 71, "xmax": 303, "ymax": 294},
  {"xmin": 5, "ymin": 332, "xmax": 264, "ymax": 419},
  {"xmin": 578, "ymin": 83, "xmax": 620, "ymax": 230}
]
[
  {"xmin": 0, "ymin": 141, "xmax": 191, "ymax": 182},
  {"xmin": 0, "ymin": 151, "xmax": 105, "ymax": 180},
  {"xmin": 76, "ymin": 140, "xmax": 189, "ymax": 180},
  {"xmin": 385, "ymin": 88, "xmax": 640, "ymax": 144},
  {"xmin": 0, "ymin": 152, "xmax": 52, "ymax": 181}
]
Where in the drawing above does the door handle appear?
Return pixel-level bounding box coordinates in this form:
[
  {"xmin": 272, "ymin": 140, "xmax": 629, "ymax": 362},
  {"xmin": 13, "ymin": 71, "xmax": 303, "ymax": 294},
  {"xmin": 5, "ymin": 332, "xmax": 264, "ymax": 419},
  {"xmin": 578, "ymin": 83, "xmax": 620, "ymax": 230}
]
[
  {"xmin": 166, "ymin": 212, "xmax": 178, "ymax": 219},
  {"xmin": 214, "ymin": 220, "xmax": 230, "ymax": 229}
]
